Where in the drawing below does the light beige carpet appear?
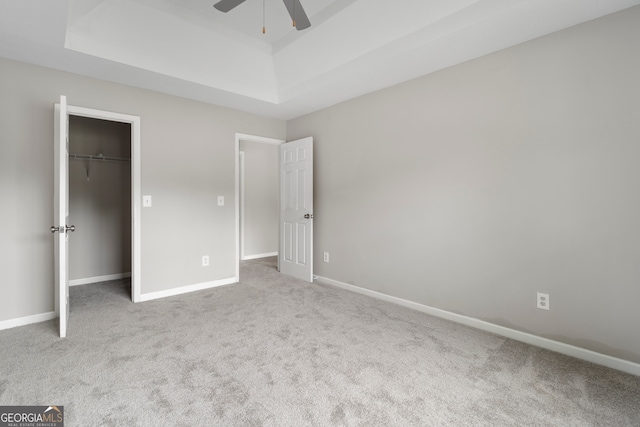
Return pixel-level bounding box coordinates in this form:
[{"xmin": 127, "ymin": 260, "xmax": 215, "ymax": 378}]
[{"xmin": 0, "ymin": 257, "xmax": 638, "ymax": 426}]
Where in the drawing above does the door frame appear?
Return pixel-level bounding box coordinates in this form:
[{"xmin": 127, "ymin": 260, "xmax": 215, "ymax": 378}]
[
  {"xmin": 67, "ymin": 104, "xmax": 142, "ymax": 302},
  {"xmin": 234, "ymin": 133, "xmax": 285, "ymax": 279}
]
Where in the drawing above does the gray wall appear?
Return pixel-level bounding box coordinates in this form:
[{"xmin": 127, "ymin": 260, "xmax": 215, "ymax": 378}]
[
  {"xmin": 240, "ymin": 140, "xmax": 279, "ymax": 258},
  {"xmin": 0, "ymin": 57, "xmax": 285, "ymax": 322},
  {"xmin": 287, "ymin": 7, "xmax": 640, "ymax": 363},
  {"xmin": 68, "ymin": 116, "xmax": 131, "ymax": 281}
]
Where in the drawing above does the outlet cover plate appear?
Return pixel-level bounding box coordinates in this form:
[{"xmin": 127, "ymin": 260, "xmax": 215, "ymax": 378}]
[{"xmin": 537, "ymin": 292, "xmax": 550, "ymax": 310}]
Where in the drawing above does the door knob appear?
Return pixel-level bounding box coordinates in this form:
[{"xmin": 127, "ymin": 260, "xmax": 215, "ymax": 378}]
[
  {"xmin": 304, "ymin": 213, "xmax": 314, "ymax": 219},
  {"xmin": 51, "ymin": 225, "xmax": 75, "ymax": 233}
]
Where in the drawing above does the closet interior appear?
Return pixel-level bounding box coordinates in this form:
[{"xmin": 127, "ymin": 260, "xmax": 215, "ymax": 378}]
[{"xmin": 68, "ymin": 115, "xmax": 132, "ymax": 293}]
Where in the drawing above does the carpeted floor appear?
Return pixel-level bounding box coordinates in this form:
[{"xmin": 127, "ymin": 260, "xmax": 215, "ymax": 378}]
[{"xmin": 1, "ymin": 257, "xmax": 639, "ymax": 426}]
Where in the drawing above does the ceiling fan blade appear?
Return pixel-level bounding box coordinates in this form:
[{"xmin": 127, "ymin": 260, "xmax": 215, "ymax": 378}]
[
  {"xmin": 282, "ymin": 0, "xmax": 311, "ymax": 30},
  {"xmin": 213, "ymin": 0, "xmax": 247, "ymax": 13}
]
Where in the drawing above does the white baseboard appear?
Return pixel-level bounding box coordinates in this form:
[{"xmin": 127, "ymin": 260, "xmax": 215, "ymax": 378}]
[
  {"xmin": 70, "ymin": 272, "xmax": 132, "ymax": 287},
  {"xmin": 241, "ymin": 252, "xmax": 278, "ymax": 261},
  {"xmin": 315, "ymin": 275, "xmax": 640, "ymax": 377},
  {"xmin": 138, "ymin": 277, "xmax": 237, "ymax": 302},
  {"xmin": 0, "ymin": 311, "xmax": 56, "ymax": 331}
]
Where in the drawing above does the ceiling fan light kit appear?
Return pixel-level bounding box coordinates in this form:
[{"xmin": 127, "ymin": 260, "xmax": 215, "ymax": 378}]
[{"xmin": 213, "ymin": 0, "xmax": 311, "ymax": 33}]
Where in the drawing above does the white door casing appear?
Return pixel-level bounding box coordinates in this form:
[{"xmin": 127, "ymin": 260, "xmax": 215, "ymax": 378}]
[
  {"xmin": 279, "ymin": 137, "xmax": 314, "ymax": 282},
  {"xmin": 65, "ymin": 104, "xmax": 142, "ymax": 303},
  {"xmin": 54, "ymin": 95, "xmax": 69, "ymax": 338},
  {"xmin": 239, "ymin": 150, "xmax": 246, "ymax": 260}
]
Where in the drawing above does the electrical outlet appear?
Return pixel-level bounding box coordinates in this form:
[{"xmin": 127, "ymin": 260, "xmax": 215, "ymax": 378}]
[
  {"xmin": 323, "ymin": 252, "xmax": 329, "ymax": 263},
  {"xmin": 537, "ymin": 292, "xmax": 549, "ymax": 310},
  {"xmin": 202, "ymin": 255, "xmax": 210, "ymax": 267}
]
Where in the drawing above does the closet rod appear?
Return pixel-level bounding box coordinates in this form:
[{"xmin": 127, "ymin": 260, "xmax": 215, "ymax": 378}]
[{"xmin": 69, "ymin": 153, "xmax": 130, "ymax": 163}]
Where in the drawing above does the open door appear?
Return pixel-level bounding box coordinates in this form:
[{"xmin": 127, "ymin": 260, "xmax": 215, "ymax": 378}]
[
  {"xmin": 53, "ymin": 95, "xmax": 72, "ymax": 337},
  {"xmin": 279, "ymin": 137, "xmax": 313, "ymax": 282}
]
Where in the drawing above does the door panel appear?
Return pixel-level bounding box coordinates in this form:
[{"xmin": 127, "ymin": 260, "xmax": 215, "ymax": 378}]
[
  {"xmin": 54, "ymin": 95, "xmax": 69, "ymax": 338},
  {"xmin": 297, "ymin": 223, "xmax": 307, "ymax": 264},
  {"xmin": 279, "ymin": 137, "xmax": 313, "ymax": 282},
  {"xmin": 283, "ymin": 222, "xmax": 293, "ymax": 262}
]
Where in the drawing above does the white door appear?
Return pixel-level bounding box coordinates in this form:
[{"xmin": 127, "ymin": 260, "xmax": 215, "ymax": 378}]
[
  {"xmin": 279, "ymin": 137, "xmax": 313, "ymax": 282},
  {"xmin": 53, "ymin": 95, "xmax": 71, "ymax": 337}
]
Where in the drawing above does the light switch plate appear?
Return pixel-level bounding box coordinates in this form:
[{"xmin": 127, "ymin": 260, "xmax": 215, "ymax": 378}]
[
  {"xmin": 218, "ymin": 196, "xmax": 224, "ymax": 206},
  {"xmin": 143, "ymin": 195, "xmax": 152, "ymax": 207}
]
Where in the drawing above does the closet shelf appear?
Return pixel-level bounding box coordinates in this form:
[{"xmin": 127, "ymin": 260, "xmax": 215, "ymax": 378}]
[{"xmin": 69, "ymin": 153, "xmax": 130, "ymax": 163}]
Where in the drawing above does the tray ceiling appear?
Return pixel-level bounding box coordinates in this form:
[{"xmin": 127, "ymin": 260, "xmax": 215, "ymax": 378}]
[{"xmin": 1, "ymin": 0, "xmax": 638, "ymax": 119}]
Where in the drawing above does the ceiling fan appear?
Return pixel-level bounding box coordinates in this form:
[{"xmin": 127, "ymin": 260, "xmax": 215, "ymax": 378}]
[{"xmin": 213, "ymin": 0, "xmax": 311, "ymax": 31}]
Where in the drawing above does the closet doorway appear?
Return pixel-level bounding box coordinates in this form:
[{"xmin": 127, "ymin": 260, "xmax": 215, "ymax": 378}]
[
  {"xmin": 235, "ymin": 133, "xmax": 284, "ymax": 279},
  {"xmin": 65, "ymin": 106, "xmax": 141, "ymax": 303}
]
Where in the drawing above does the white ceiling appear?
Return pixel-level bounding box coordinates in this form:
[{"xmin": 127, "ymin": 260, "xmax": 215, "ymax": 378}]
[{"xmin": 1, "ymin": 0, "xmax": 638, "ymax": 120}]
